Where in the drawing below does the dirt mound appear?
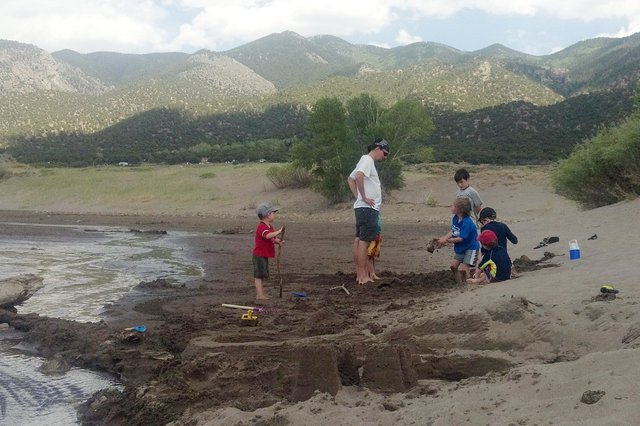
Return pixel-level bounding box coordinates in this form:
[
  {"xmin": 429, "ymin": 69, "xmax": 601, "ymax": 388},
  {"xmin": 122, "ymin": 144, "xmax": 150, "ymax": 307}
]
[
  {"xmin": 11, "ymin": 268, "xmax": 470, "ymax": 424},
  {"xmin": 303, "ymin": 306, "xmax": 350, "ymax": 336},
  {"xmin": 513, "ymin": 252, "xmax": 560, "ymax": 272}
]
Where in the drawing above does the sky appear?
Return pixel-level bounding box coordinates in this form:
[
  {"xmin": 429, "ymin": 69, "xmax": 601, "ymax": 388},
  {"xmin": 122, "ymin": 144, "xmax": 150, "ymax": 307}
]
[{"xmin": 1, "ymin": 1, "xmax": 639, "ymax": 56}]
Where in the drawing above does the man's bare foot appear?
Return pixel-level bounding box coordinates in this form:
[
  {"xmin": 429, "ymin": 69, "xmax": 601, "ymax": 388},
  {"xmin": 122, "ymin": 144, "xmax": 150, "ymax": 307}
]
[
  {"xmin": 358, "ymin": 278, "xmax": 374, "ymax": 285},
  {"xmin": 255, "ymin": 294, "xmax": 272, "ymax": 300},
  {"xmin": 370, "ymin": 274, "xmax": 381, "ymax": 280}
]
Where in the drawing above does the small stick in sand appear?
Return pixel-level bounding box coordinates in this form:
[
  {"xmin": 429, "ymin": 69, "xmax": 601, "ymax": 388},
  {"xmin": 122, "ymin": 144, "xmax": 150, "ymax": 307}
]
[{"xmin": 329, "ymin": 283, "xmax": 351, "ymax": 295}]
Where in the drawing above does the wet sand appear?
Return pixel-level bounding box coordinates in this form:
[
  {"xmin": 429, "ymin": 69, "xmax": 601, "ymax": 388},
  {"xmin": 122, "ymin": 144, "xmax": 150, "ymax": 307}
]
[{"xmin": 1, "ymin": 210, "xmax": 455, "ymax": 424}]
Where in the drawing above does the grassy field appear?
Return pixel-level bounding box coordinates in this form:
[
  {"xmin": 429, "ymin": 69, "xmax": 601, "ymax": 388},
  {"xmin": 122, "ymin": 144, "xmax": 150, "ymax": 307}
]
[
  {"xmin": 0, "ymin": 161, "xmax": 558, "ymax": 224},
  {"xmin": 0, "ymin": 162, "xmax": 277, "ymax": 215}
]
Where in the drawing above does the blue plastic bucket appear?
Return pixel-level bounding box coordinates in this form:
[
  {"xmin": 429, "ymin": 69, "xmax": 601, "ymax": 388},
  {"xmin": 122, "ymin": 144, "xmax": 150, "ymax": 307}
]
[{"xmin": 569, "ymin": 239, "xmax": 580, "ymax": 260}]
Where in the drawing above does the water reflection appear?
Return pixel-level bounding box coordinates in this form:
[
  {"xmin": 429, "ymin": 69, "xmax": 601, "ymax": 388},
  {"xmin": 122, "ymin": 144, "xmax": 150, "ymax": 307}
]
[
  {"xmin": 0, "ymin": 221, "xmax": 205, "ymax": 424},
  {"xmin": 0, "ymin": 335, "xmax": 121, "ymax": 425}
]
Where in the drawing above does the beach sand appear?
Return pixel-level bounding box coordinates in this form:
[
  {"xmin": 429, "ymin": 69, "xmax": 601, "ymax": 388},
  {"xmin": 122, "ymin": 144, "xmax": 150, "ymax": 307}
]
[{"xmin": 1, "ymin": 164, "xmax": 639, "ymax": 425}]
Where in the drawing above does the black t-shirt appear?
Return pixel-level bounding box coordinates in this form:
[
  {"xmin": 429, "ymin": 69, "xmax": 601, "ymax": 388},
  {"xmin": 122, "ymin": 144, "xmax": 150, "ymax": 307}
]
[{"xmin": 481, "ymin": 221, "xmax": 517, "ymax": 252}]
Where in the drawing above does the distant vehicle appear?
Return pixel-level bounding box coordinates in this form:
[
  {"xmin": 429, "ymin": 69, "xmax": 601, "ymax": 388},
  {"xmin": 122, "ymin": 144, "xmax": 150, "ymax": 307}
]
[
  {"xmin": 118, "ymin": 162, "xmax": 129, "ymax": 166},
  {"xmin": 258, "ymin": 159, "xmax": 267, "ymax": 163}
]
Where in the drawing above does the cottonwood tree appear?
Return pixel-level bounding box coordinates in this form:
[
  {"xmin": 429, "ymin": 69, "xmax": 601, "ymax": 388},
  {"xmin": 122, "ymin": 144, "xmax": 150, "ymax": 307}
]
[
  {"xmin": 290, "ymin": 97, "xmax": 358, "ymax": 202},
  {"xmin": 374, "ymin": 98, "xmax": 435, "ymax": 190},
  {"xmin": 291, "ymin": 94, "xmax": 435, "ymax": 202}
]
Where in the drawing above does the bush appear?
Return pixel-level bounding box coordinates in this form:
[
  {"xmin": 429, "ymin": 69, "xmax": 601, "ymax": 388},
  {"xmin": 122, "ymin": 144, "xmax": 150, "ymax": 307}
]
[
  {"xmin": 310, "ymin": 156, "xmax": 355, "ymax": 203},
  {"xmin": 553, "ymin": 115, "xmax": 640, "ymax": 208},
  {"xmin": 266, "ymin": 164, "xmax": 312, "ymax": 189},
  {"xmin": 378, "ymin": 158, "xmax": 405, "ymax": 192}
]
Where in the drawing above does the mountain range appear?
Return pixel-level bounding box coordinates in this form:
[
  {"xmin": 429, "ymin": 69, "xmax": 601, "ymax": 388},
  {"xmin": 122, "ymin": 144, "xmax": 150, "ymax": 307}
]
[{"xmin": 1, "ymin": 31, "xmax": 639, "ymax": 165}]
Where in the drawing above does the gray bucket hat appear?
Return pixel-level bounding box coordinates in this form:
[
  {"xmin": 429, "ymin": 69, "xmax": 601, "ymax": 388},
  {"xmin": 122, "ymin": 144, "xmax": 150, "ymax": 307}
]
[{"xmin": 256, "ymin": 202, "xmax": 279, "ymax": 219}]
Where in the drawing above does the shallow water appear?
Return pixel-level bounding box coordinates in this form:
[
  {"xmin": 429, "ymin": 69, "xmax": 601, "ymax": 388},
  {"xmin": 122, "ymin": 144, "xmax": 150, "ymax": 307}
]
[
  {"xmin": 0, "ymin": 332, "xmax": 122, "ymax": 425},
  {"xmin": 0, "ymin": 222, "xmax": 203, "ymax": 322},
  {"xmin": 0, "ymin": 222, "xmax": 205, "ymax": 424}
]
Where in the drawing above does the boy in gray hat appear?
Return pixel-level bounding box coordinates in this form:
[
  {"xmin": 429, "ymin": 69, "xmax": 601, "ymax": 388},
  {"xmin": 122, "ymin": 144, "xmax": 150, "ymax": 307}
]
[{"xmin": 252, "ymin": 202, "xmax": 284, "ymax": 300}]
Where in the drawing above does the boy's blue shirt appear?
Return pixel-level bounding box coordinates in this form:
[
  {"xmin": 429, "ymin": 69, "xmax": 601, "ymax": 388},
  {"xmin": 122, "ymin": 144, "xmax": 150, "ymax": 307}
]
[{"xmin": 451, "ymin": 215, "xmax": 480, "ymax": 254}]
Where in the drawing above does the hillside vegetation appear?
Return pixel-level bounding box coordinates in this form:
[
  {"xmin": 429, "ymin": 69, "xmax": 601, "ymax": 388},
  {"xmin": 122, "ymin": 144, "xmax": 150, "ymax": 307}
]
[
  {"xmin": 427, "ymin": 87, "xmax": 635, "ymax": 163},
  {"xmin": 554, "ymin": 105, "xmax": 640, "ymax": 208},
  {"xmin": 7, "ymin": 104, "xmax": 308, "ymax": 165},
  {"xmin": 1, "ymin": 31, "xmax": 640, "ymax": 166},
  {"xmin": 51, "ymin": 50, "xmax": 189, "ymax": 86}
]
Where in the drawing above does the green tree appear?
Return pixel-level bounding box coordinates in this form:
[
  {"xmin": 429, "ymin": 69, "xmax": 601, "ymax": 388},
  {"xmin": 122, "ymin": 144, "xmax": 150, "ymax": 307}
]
[
  {"xmin": 291, "ymin": 97, "xmax": 360, "ymax": 202},
  {"xmin": 346, "ymin": 94, "xmax": 382, "ymax": 150},
  {"xmin": 378, "ymin": 99, "xmax": 435, "ymax": 163},
  {"xmin": 369, "ymin": 98, "xmax": 435, "ymax": 191},
  {"xmin": 189, "ymin": 142, "xmax": 213, "ymax": 158},
  {"xmin": 292, "ymin": 94, "xmax": 435, "ymax": 202}
]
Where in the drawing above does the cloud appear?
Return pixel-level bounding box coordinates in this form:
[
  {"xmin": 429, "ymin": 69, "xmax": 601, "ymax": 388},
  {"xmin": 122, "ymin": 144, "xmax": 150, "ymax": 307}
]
[
  {"xmin": 172, "ymin": 0, "xmax": 397, "ymax": 51},
  {"xmin": 598, "ymin": 15, "xmax": 640, "ymax": 39},
  {"xmin": 170, "ymin": 1, "xmax": 640, "ymax": 52},
  {"xmin": 0, "ymin": 1, "xmax": 168, "ymax": 52},
  {"xmin": 395, "ymin": 30, "xmax": 423, "ymax": 45},
  {"xmin": 397, "ymin": 0, "xmax": 640, "ymax": 22},
  {"xmin": 1, "ymin": 0, "xmax": 639, "ymax": 53}
]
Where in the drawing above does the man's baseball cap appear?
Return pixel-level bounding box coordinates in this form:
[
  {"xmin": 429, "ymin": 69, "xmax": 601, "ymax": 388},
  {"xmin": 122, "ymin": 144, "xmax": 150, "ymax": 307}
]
[
  {"xmin": 478, "ymin": 207, "xmax": 497, "ymax": 221},
  {"xmin": 371, "ymin": 138, "xmax": 390, "ymax": 154},
  {"xmin": 256, "ymin": 202, "xmax": 279, "ymax": 219}
]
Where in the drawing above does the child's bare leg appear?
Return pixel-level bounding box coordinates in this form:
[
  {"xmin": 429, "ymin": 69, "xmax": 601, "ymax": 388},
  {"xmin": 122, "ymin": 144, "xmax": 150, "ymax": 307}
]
[
  {"xmin": 368, "ymin": 258, "xmax": 380, "ymax": 280},
  {"xmin": 357, "ymin": 240, "xmax": 374, "ymax": 284},
  {"xmin": 467, "ymin": 265, "xmax": 488, "ymax": 284},
  {"xmin": 254, "ymin": 278, "xmax": 271, "ymax": 300},
  {"xmin": 450, "ymin": 260, "xmax": 462, "ymax": 283},
  {"xmin": 460, "ymin": 263, "xmax": 471, "ymax": 282}
]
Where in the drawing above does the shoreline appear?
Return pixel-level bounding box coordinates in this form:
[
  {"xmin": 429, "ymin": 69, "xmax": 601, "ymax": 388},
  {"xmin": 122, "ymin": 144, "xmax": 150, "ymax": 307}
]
[{"xmin": 0, "ymin": 210, "xmax": 455, "ymax": 424}]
